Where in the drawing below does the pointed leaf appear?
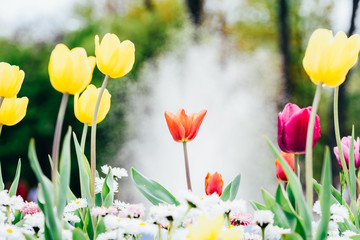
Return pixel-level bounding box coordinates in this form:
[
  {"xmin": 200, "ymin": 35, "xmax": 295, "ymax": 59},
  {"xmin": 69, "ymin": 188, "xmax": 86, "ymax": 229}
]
[
  {"xmin": 261, "ymin": 188, "xmax": 290, "ymax": 228},
  {"xmin": 220, "ymin": 182, "xmax": 232, "ymax": 201},
  {"xmin": 9, "ymin": 159, "xmax": 21, "ymax": 197},
  {"xmin": 315, "ymin": 147, "xmax": 331, "ymax": 240},
  {"xmin": 73, "ymin": 132, "xmax": 93, "ymax": 208},
  {"xmin": 131, "ymin": 168, "xmax": 179, "ymax": 206},
  {"xmin": 265, "ymin": 137, "xmax": 312, "ymax": 234},
  {"xmin": 229, "ymin": 174, "xmax": 241, "ymax": 200},
  {"xmin": 251, "ymin": 201, "xmax": 266, "ymax": 210},
  {"xmin": 72, "ymin": 228, "xmax": 89, "ymax": 240},
  {"xmin": 280, "ymin": 233, "xmax": 303, "ymax": 240},
  {"xmin": 58, "ymin": 127, "xmax": 72, "ymax": 216}
]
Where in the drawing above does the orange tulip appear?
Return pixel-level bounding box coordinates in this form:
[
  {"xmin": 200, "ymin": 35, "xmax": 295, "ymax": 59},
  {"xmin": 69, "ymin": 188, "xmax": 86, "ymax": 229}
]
[
  {"xmin": 164, "ymin": 109, "xmax": 207, "ymax": 142},
  {"xmin": 275, "ymin": 152, "xmax": 295, "ymax": 182},
  {"xmin": 205, "ymin": 172, "xmax": 224, "ymax": 196}
]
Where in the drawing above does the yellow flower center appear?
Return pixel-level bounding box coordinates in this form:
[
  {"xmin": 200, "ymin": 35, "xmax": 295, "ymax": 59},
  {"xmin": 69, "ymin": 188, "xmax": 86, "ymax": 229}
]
[
  {"xmin": 6, "ymin": 229, "xmax": 13, "ymax": 233},
  {"xmin": 75, "ymin": 201, "xmax": 80, "ymax": 205},
  {"xmin": 140, "ymin": 222, "xmax": 146, "ymax": 226},
  {"xmin": 117, "ymin": 219, "xmax": 121, "ymax": 222}
]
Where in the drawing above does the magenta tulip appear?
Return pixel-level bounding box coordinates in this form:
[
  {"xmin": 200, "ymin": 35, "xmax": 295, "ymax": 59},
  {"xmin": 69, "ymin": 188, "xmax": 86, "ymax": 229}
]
[
  {"xmin": 278, "ymin": 103, "xmax": 321, "ymax": 154},
  {"xmin": 334, "ymin": 136, "xmax": 360, "ymax": 169}
]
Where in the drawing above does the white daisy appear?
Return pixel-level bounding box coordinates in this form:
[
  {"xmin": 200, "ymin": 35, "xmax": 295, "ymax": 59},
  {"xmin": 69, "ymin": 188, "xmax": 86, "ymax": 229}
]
[
  {"xmin": 95, "ymin": 177, "xmax": 119, "ymax": 194},
  {"xmin": 252, "ymin": 210, "xmax": 274, "ymax": 228},
  {"xmin": 24, "ymin": 212, "xmax": 44, "ymax": 229},
  {"xmin": 101, "ymin": 165, "xmax": 128, "ymax": 179},
  {"xmin": 62, "ymin": 229, "xmax": 73, "ymax": 240},
  {"xmin": 313, "ymin": 200, "xmax": 321, "ymax": 215},
  {"xmin": 265, "ymin": 225, "xmax": 291, "ymax": 239},
  {"xmin": 96, "ymin": 229, "xmax": 124, "ymax": 240},
  {"xmin": 64, "ymin": 198, "xmax": 88, "ymax": 212},
  {"xmin": 0, "ymin": 224, "xmax": 25, "ymax": 240},
  {"xmin": 330, "ymin": 203, "xmax": 349, "ymax": 223},
  {"xmin": 63, "ymin": 213, "xmax": 81, "ymax": 223}
]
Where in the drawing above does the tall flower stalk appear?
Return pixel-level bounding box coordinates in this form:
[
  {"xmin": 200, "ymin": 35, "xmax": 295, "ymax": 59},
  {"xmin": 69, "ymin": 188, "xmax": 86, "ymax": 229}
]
[
  {"xmin": 90, "ymin": 74, "xmax": 109, "ymax": 200},
  {"xmin": 51, "ymin": 93, "xmax": 69, "ymax": 189},
  {"xmin": 305, "ymin": 82, "xmax": 322, "ymax": 208},
  {"xmin": 182, "ymin": 142, "xmax": 192, "ymax": 190}
]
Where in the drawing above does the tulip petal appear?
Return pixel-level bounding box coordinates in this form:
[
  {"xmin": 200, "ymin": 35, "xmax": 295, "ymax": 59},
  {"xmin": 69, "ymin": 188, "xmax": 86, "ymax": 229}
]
[
  {"xmin": 165, "ymin": 111, "xmax": 185, "ymax": 142},
  {"xmin": 187, "ymin": 109, "xmax": 207, "ymax": 141}
]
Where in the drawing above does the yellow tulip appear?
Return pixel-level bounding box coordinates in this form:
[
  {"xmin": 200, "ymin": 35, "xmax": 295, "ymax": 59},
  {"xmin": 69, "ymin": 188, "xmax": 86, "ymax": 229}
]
[
  {"xmin": 303, "ymin": 28, "xmax": 360, "ymax": 87},
  {"xmin": 74, "ymin": 84, "xmax": 111, "ymax": 126},
  {"xmin": 187, "ymin": 214, "xmax": 243, "ymax": 240},
  {"xmin": 0, "ymin": 62, "xmax": 25, "ymax": 98},
  {"xmin": 0, "ymin": 96, "xmax": 28, "ymax": 126},
  {"xmin": 48, "ymin": 44, "xmax": 96, "ymax": 95},
  {"xmin": 95, "ymin": 33, "xmax": 135, "ymax": 78}
]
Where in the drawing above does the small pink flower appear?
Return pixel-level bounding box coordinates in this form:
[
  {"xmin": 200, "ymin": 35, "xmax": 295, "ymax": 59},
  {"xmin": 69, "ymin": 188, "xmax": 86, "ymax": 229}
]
[
  {"xmin": 334, "ymin": 136, "xmax": 360, "ymax": 169},
  {"xmin": 107, "ymin": 206, "xmax": 118, "ymax": 215},
  {"xmin": 119, "ymin": 203, "xmax": 145, "ymax": 218},
  {"xmin": 90, "ymin": 207, "xmax": 108, "ymax": 216},
  {"xmin": 20, "ymin": 201, "xmax": 40, "ymax": 215},
  {"xmin": 230, "ymin": 212, "xmax": 252, "ymax": 226}
]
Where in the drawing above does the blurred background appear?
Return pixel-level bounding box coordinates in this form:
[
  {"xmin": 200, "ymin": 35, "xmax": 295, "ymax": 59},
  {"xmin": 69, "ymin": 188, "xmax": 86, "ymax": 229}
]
[{"xmin": 0, "ymin": 0, "xmax": 359, "ymax": 204}]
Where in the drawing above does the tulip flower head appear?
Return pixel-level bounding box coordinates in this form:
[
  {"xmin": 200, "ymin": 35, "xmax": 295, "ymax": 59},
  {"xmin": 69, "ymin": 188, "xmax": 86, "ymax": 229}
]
[
  {"xmin": 164, "ymin": 109, "xmax": 207, "ymax": 142},
  {"xmin": 0, "ymin": 96, "xmax": 28, "ymax": 126},
  {"xmin": 0, "ymin": 62, "xmax": 25, "ymax": 98},
  {"xmin": 95, "ymin": 33, "xmax": 135, "ymax": 78},
  {"xmin": 275, "ymin": 152, "xmax": 295, "ymax": 182},
  {"xmin": 205, "ymin": 172, "xmax": 224, "ymax": 196},
  {"xmin": 278, "ymin": 103, "xmax": 321, "ymax": 154},
  {"xmin": 333, "ymin": 136, "xmax": 360, "ymax": 169},
  {"xmin": 74, "ymin": 84, "xmax": 111, "ymax": 126},
  {"xmin": 48, "ymin": 44, "xmax": 96, "ymax": 95},
  {"xmin": 303, "ymin": 28, "xmax": 360, "ymax": 87}
]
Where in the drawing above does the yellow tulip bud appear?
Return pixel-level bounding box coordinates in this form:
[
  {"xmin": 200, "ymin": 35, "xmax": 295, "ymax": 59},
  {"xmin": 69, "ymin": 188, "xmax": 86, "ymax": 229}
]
[
  {"xmin": 95, "ymin": 33, "xmax": 135, "ymax": 78},
  {"xmin": 48, "ymin": 44, "xmax": 96, "ymax": 95},
  {"xmin": 303, "ymin": 28, "xmax": 360, "ymax": 87},
  {"xmin": 74, "ymin": 84, "xmax": 111, "ymax": 126},
  {"xmin": 0, "ymin": 62, "xmax": 25, "ymax": 98},
  {"xmin": 0, "ymin": 96, "xmax": 28, "ymax": 126}
]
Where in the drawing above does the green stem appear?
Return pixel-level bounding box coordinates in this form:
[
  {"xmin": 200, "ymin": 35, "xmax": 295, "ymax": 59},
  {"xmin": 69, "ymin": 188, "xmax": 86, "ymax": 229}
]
[
  {"xmin": 0, "ymin": 124, "xmax": 3, "ymax": 137},
  {"xmin": 7, "ymin": 206, "xmax": 11, "ymax": 224},
  {"xmin": 334, "ymin": 87, "xmax": 351, "ymax": 187},
  {"xmin": 167, "ymin": 221, "xmax": 173, "ymax": 240},
  {"xmin": 261, "ymin": 227, "xmax": 265, "ymax": 240},
  {"xmin": 334, "ymin": 87, "xmax": 359, "ymax": 228},
  {"xmin": 80, "ymin": 123, "xmax": 88, "ymax": 153},
  {"xmin": 295, "ymin": 154, "xmax": 300, "ymax": 179},
  {"xmin": 305, "ymin": 82, "xmax": 322, "ymax": 209},
  {"xmin": 182, "ymin": 142, "xmax": 192, "ymax": 191},
  {"xmin": 51, "ymin": 93, "xmax": 69, "ymax": 204},
  {"xmin": 90, "ymin": 75, "xmax": 109, "ymax": 202},
  {"xmin": 158, "ymin": 224, "xmax": 162, "ymax": 240},
  {"xmin": 176, "ymin": 205, "xmax": 191, "ymax": 228}
]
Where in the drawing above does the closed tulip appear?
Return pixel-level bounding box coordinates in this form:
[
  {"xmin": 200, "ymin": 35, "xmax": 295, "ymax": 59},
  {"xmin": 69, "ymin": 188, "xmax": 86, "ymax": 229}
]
[
  {"xmin": 95, "ymin": 33, "xmax": 135, "ymax": 78},
  {"xmin": 205, "ymin": 172, "xmax": 224, "ymax": 196},
  {"xmin": 0, "ymin": 96, "xmax": 28, "ymax": 126},
  {"xmin": 275, "ymin": 152, "xmax": 295, "ymax": 182},
  {"xmin": 48, "ymin": 44, "xmax": 96, "ymax": 95},
  {"xmin": 334, "ymin": 136, "xmax": 360, "ymax": 169},
  {"xmin": 74, "ymin": 84, "xmax": 111, "ymax": 126},
  {"xmin": 164, "ymin": 109, "xmax": 207, "ymax": 142},
  {"xmin": 278, "ymin": 103, "xmax": 321, "ymax": 154},
  {"xmin": 0, "ymin": 62, "xmax": 25, "ymax": 98},
  {"xmin": 303, "ymin": 28, "xmax": 360, "ymax": 87}
]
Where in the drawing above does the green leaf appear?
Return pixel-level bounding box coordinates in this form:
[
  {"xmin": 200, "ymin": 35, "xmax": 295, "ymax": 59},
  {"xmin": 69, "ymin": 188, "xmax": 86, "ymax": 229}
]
[
  {"xmin": 280, "ymin": 233, "xmax": 303, "ymax": 240},
  {"xmin": 265, "ymin": 137, "xmax": 312, "ymax": 235},
  {"xmin": 0, "ymin": 163, "xmax": 4, "ymax": 191},
  {"xmin": 229, "ymin": 174, "xmax": 241, "ymax": 201},
  {"xmin": 73, "ymin": 132, "xmax": 93, "ymax": 208},
  {"xmin": 261, "ymin": 188, "xmax": 290, "ymax": 228},
  {"xmin": 220, "ymin": 182, "xmax": 232, "ymax": 201},
  {"xmin": 28, "ymin": 139, "xmax": 62, "ymax": 240},
  {"xmin": 72, "ymin": 228, "xmax": 89, "ymax": 240},
  {"xmin": 95, "ymin": 217, "xmax": 106, "ymax": 237},
  {"xmin": 131, "ymin": 168, "xmax": 179, "ymax": 206},
  {"xmin": 83, "ymin": 208, "xmax": 94, "ymax": 240},
  {"xmin": 275, "ymin": 184, "xmax": 295, "ymax": 214},
  {"xmin": 313, "ymin": 179, "xmax": 340, "ymax": 205},
  {"xmin": 24, "ymin": 233, "xmax": 36, "ymax": 240},
  {"xmin": 9, "ymin": 159, "xmax": 21, "ymax": 197},
  {"xmin": 102, "ymin": 170, "xmax": 114, "ymax": 208},
  {"xmin": 350, "ymin": 235, "xmax": 360, "ymax": 240},
  {"xmin": 250, "ymin": 201, "xmax": 266, "ymax": 210},
  {"xmin": 315, "ymin": 147, "xmax": 331, "ymax": 240},
  {"xmin": 57, "ymin": 127, "xmax": 72, "ymax": 217},
  {"xmin": 349, "ymin": 126, "xmax": 360, "ymax": 228}
]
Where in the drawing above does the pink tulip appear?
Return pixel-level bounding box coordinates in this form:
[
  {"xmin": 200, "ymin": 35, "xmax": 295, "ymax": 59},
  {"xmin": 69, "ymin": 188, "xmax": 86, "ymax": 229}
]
[
  {"xmin": 334, "ymin": 136, "xmax": 360, "ymax": 169},
  {"xmin": 278, "ymin": 103, "xmax": 321, "ymax": 154}
]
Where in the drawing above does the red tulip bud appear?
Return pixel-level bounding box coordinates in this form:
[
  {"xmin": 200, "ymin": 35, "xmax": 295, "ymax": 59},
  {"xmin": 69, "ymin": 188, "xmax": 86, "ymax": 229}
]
[
  {"xmin": 275, "ymin": 152, "xmax": 295, "ymax": 182},
  {"xmin": 205, "ymin": 172, "xmax": 224, "ymax": 196}
]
